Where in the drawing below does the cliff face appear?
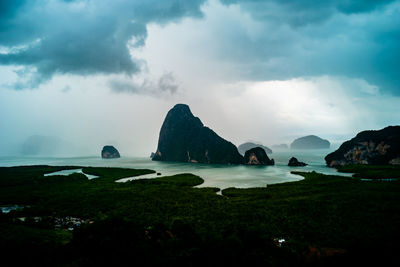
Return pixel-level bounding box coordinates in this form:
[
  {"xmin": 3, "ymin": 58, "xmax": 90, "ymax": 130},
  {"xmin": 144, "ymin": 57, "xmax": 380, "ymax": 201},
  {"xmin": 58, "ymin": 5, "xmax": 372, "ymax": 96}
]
[
  {"xmin": 244, "ymin": 147, "xmax": 274, "ymax": 165},
  {"xmin": 152, "ymin": 104, "xmax": 244, "ymax": 164},
  {"xmin": 291, "ymin": 135, "xmax": 330, "ymax": 149},
  {"xmin": 101, "ymin": 146, "xmax": 120, "ymax": 159},
  {"xmin": 238, "ymin": 142, "xmax": 272, "ymax": 155},
  {"xmin": 325, "ymin": 126, "xmax": 400, "ymax": 167}
]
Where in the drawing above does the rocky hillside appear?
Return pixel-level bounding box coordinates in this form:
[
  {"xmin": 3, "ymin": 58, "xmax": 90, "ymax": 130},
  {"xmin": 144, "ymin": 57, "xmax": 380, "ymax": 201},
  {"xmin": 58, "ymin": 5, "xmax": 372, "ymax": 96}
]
[{"xmin": 325, "ymin": 126, "xmax": 400, "ymax": 167}]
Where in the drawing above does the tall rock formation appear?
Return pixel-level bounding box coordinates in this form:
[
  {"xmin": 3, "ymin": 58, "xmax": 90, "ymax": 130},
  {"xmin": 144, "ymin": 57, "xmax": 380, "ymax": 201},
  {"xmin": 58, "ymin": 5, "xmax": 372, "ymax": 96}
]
[
  {"xmin": 152, "ymin": 104, "xmax": 244, "ymax": 164},
  {"xmin": 244, "ymin": 147, "xmax": 274, "ymax": 165},
  {"xmin": 325, "ymin": 126, "xmax": 400, "ymax": 167},
  {"xmin": 291, "ymin": 135, "xmax": 330, "ymax": 149}
]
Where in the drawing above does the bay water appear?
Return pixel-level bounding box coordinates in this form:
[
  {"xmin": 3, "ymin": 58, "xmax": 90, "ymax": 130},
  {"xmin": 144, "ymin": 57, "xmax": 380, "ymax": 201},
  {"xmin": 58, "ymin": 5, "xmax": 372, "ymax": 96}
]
[{"xmin": 0, "ymin": 150, "xmax": 351, "ymax": 189}]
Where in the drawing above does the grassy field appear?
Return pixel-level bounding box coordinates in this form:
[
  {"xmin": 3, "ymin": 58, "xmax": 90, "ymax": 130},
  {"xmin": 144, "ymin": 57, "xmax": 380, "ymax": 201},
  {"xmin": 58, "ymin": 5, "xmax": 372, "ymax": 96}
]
[{"xmin": 0, "ymin": 165, "xmax": 399, "ymax": 266}]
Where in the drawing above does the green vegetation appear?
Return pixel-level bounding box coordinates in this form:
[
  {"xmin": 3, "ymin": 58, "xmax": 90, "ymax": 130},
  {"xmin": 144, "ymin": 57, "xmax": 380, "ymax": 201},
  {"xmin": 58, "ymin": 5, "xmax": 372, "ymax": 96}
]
[
  {"xmin": 337, "ymin": 164, "xmax": 400, "ymax": 179},
  {"xmin": 0, "ymin": 166, "xmax": 399, "ymax": 266}
]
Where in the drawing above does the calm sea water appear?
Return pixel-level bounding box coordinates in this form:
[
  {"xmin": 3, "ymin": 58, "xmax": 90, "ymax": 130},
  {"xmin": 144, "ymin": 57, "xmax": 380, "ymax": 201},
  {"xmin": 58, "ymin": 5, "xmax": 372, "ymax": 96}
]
[{"xmin": 0, "ymin": 150, "xmax": 351, "ymax": 189}]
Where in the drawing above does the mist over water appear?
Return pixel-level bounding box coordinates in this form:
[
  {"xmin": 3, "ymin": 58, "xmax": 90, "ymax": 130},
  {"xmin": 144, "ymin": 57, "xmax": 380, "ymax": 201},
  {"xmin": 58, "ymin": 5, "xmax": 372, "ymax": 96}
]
[{"xmin": 0, "ymin": 149, "xmax": 352, "ymax": 189}]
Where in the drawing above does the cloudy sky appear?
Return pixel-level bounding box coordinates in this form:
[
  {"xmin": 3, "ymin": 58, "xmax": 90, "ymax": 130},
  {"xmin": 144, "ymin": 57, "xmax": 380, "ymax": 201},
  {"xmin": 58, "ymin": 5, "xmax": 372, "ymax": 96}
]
[{"xmin": 0, "ymin": 0, "xmax": 399, "ymax": 156}]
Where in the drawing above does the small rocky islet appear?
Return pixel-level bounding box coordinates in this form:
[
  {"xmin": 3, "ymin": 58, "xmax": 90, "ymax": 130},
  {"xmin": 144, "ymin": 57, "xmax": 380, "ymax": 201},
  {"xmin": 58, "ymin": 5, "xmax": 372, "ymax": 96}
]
[
  {"xmin": 288, "ymin": 157, "xmax": 307, "ymax": 167},
  {"xmin": 101, "ymin": 145, "xmax": 120, "ymax": 159}
]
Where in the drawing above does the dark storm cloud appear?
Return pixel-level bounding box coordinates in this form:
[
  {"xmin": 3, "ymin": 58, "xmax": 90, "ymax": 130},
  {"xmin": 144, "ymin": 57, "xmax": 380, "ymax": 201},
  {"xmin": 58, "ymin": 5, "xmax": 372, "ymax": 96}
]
[
  {"xmin": 217, "ymin": 0, "xmax": 400, "ymax": 94},
  {"xmin": 0, "ymin": 0, "xmax": 205, "ymax": 89},
  {"xmin": 221, "ymin": 0, "xmax": 396, "ymax": 20}
]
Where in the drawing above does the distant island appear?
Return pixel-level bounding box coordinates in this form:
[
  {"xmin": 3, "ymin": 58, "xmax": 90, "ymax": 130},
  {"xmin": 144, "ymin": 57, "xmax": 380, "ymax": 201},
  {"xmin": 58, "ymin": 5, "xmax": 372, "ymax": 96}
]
[
  {"xmin": 326, "ymin": 126, "xmax": 400, "ymax": 167},
  {"xmin": 290, "ymin": 135, "xmax": 330, "ymax": 149},
  {"xmin": 101, "ymin": 145, "xmax": 120, "ymax": 159},
  {"xmin": 238, "ymin": 142, "xmax": 272, "ymax": 155}
]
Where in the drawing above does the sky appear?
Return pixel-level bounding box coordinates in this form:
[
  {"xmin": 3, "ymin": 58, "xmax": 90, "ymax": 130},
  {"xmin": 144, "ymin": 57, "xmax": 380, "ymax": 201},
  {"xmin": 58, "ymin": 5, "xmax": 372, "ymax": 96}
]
[{"xmin": 0, "ymin": 0, "xmax": 399, "ymax": 157}]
